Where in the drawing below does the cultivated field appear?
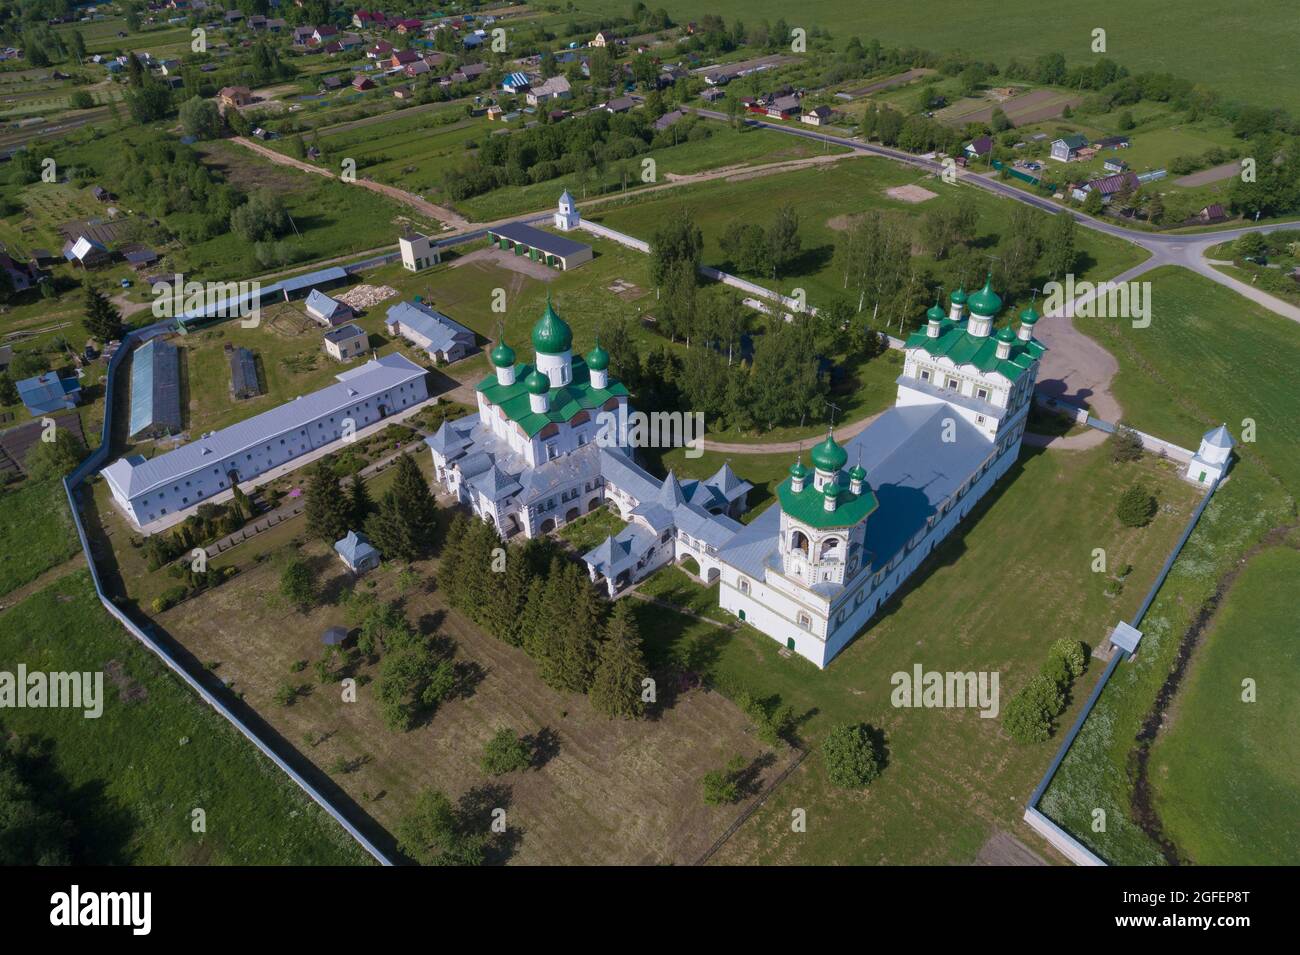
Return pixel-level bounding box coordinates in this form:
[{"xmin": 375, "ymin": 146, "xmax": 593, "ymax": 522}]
[{"xmin": 572, "ymin": 0, "xmax": 1300, "ymax": 114}]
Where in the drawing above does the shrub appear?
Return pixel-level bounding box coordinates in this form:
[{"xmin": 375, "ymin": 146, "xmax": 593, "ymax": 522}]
[
  {"xmin": 273, "ymin": 683, "xmax": 298, "ymax": 706},
  {"xmin": 1049, "ymin": 639, "xmax": 1088, "ymax": 681},
  {"xmin": 702, "ymin": 756, "xmax": 746, "ymax": 806},
  {"xmin": 821, "ymin": 723, "xmax": 882, "ymax": 789},
  {"xmin": 1117, "ymin": 483, "xmax": 1157, "ymax": 527},
  {"xmin": 1040, "ymin": 654, "xmax": 1071, "ymax": 689},
  {"xmin": 1107, "ymin": 424, "xmax": 1144, "ymax": 463},
  {"xmin": 480, "ymin": 728, "xmax": 532, "ymax": 776},
  {"xmin": 1003, "ymin": 675, "xmax": 1064, "ymax": 743}
]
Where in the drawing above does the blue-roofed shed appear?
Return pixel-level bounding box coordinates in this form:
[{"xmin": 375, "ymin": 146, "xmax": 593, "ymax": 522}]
[
  {"xmin": 128, "ymin": 338, "xmax": 183, "ymax": 438},
  {"xmin": 335, "ymin": 530, "xmax": 380, "ymax": 572},
  {"xmin": 16, "ymin": 372, "xmax": 82, "ymax": 416}
]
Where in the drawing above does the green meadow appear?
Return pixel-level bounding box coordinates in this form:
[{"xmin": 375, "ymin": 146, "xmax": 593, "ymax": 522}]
[
  {"xmin": 571, "ymin": 0, "xmax": 1300, "ymax": 115},
  {"xmin": 0, "ymin": 571, "xmax": 372, "ymax": 864},
  {"xmin": 1041, "ymin": 267, "xmax": 1300, "ymax": 863}
]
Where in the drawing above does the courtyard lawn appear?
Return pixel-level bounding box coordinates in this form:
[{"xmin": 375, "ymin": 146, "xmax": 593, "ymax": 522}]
[
  {"xmin": 556, "ymin": 504, "xmax": 628, "ymax": 553},
  {"xmin": 636, "ymin": 564, "xmax": 724, "ymax": 620},
  {"xmin": 630, "ymin": 443, "xmax": 1200, "ymax": 863},
  {"xmin": 1147, "ymin": 543, "xmax": 1300, "ymax": 865},
  {"xmin": 0, "ymin": 571, "xmax": 371, "ymax": 865}
]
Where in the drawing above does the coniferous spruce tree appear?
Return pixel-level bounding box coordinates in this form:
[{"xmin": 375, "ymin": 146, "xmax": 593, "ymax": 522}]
[
  {"xmin": 556, "ymin": 564, "xmax": 603, "ymax": 692},
  {"xmin": 589, "ymin": 599, "xmax": 648, "ymax": 719},
  {"xmin": 518, "ymin": 576, "xmax": 549, "ymax": 660},
  {"xmin": 83, "ymin": 283, "xmax": 124, "ymax": 342},
  {"xmin": 349, "ymin": 464, "xmax": 373, "ymax": 528},
  {"xmin": 389, "ymin": 452, "xmax": 439, "ymax": 557},
  {"xmin": 304, "ymin": 462, "xmax": 351, "ymax": 543},
  {"xmin": 438, "ymin": 513, "xmax": 470, "ymax": 605},
  {"xmin": 366, "ymin": 490, "xmax": 415, "ymax": 562},
  {"xmin": 483, "ymin": 545, "xmax": 530, "ymax": 645}
]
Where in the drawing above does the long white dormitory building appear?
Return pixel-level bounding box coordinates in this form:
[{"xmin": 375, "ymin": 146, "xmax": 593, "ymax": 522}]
[{"xmin": 102, "ymin": 353, "xmax": 429, "ymax": 529}]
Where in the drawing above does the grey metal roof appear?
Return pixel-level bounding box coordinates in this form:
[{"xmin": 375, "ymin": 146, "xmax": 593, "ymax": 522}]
[
  {"xmin": 307, "ymin": 288, "xmax": 349, "ymax": 320},
  {"xmin": 487, "ymin": 221, "xmax": 591, "ymax": 258},
  {"xmin": 335, "ymin": 530, "xmax": 378, "ymax": 564},
  {"xmin": 1202, "ymin": 423, "xmax": 1234, "ymax": 449},
  {"xmin": 128, "ymin": 338, "xmax": 182, "ymax": 437},
  {"xmin": 720, "ymin": 404, "xmax": 994, "ymax": 583},
  {"xmin": 280, "ymin": 266, "xmax": 348, "ymax": 296},
  {"xmin": 386, "ymin": 301, "xmax": 474, "ymax": 355},
  {"xmin": 102, "ymin": 353, "xmax": 426, "ymax": 499},
  {"xmin": 583, "ymin": 524, "xmax": 657, "ymax": 577},
  {"xmin": 323, "ymin": 322, "xmax": 366, "ymax": 344}
]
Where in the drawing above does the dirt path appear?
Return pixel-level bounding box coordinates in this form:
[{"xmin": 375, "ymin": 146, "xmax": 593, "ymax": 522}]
[
  {"xmin": 230, "ymin": 136, "xmax": 471, "ymax": 231},
  {"xmin": 0, "ymin": 553, "xmax": 86, "ymax": 614},
  {"xmin": 701, "ymin": 409, "xmax": 883, "ymax": 455}
]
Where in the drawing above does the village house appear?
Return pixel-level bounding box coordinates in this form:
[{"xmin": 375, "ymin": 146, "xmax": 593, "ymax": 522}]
[
  {"xmin": 218, "ymin": 85, "xmax": 252, "ymax": 109},
  {"xmin": 526, "ymin": 75, "xmax": 571, "ymax": 106},
  {"xmin": 386, "ymin": 301, "xmax": 476, "ymax": 364},
  {"xmin": 305, "ymin": 289, "xmax": 354, "ymax": 327},
  {"xmin": 1050, "ymin": 133, "xmax": 1089, "ymax": 162},
  {"xmin": 335, "ymin": 530, "xmax": 381, "ymax": 573},
  {"xmin": 801, "ymin": 104, "xmax": 834, "ymax": 126},
  {"xmin": 322, "ymin": 323, "xmax": 369, "ymax": 362}
]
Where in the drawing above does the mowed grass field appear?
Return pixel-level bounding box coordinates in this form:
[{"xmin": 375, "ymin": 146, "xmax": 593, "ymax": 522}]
[
  {"xmin": 1073, "ymin": 267, "xmax": 1300, "ymax": 490},
  {"xmin": 1041, "ymin": 267, "xmax": 1300, "ymax": 864},
  {"xmin": 0, "ymin": 479, "xmax": 80, "ymax": 598},
  {"xmin": 589, "ymin": 156, "xmax": 1149, "ymax": 312},
  {"xmin": 1148, "ymin": 543, "xmax": 1300, "ymax": 865},
  {"xmin": 0, "ymin": 571, "xmax": 371, "ymax": 865},
  {"xmin": 159, "ymin": 536, "xmax": 796, "ymax": 865},
  {"xmin": 572, "ymin": 0, "xmax": 1300, "ymax": 114},
  {"xmin": 644, "ymin": 444, "xmax": 1201, "ymax": 864}
]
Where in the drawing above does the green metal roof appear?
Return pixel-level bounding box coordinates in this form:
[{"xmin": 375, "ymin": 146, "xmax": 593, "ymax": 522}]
[
  {"xmin": 524, "ymin": 369, "xmax": 550, "ymax": 394},
  {"xmin": 778, "ymin": 472, "xmax": 878, "ymax": 530},
  {"xmin": 490, "ymin": 341, "xmax": 516, "ymax": 367},
  {"xmin": 950, "ymin": 286, "xmax": 967, "ymax": 305},
  {"xmin": 531, "ymin": 293, "xmax": 573, "ymax": 354},
  {"xmin": 476, "ymin": 356, "xmax": 628, "ymax": 437},
  {"xmin": 905, "ymin": 316, "xmax": 1045, "ymax": 382},
  {"xmin": 967, "ymin": 275, "xmax": 1003, "ymax": 317},
  {"xmin": 585, "ymin": 340, "xmax": 609, "ymax": 371},
  {"xmin": 810, "ymin": 432, "xmax": 848, "ymax": 472}
]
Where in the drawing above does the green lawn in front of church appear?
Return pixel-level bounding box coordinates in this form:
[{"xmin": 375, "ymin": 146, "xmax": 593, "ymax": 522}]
[{"xmin": 629, "ymin": 442, "xmax": 1200, "ymax": 863}]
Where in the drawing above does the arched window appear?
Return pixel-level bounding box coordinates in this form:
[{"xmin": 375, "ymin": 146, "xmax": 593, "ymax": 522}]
[
  {"xmin": 790, "ymin": 529, "xmax": 810, "ymax": 555},
  {"xmin": 819, "ymin": 537, "xmax": 842, "ymax": 560}
]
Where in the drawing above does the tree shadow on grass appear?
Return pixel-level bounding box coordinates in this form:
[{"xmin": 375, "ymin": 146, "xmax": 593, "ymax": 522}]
[
  {"xmin": 457, "ymin": 782, "xmax": 523, "ymax": 865},
  {"xmin": 525, "ymin": 726, "xmax": 561, "ymax": 770}
]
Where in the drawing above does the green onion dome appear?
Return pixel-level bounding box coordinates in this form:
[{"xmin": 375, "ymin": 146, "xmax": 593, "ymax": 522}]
[
  {"xmin": 849, "ymin": 464, "xmax": 867, "ymax": 482},
  {"xmin": 585, "ymin": 339, "xmax": 609, "ymax": 371},
  {"xmin": 1019, "ymin": 305, "xmax": 1040, "ymax": 325},
  {"xmin": 967, "ymin": 275, "xmax": 1003, "ymax": 318},
  {"xmin": 789, "ymin": 458, "xmax": 810, "ymax": 480},
  {"xmin": 490, "ymin": 341, "xmax": 516, "ymax": 367},
  {"xmin": 823, "ymin": 479, "xmax": 840, "ymax": 499},
  {"xmin": 530, "ymin": 293, "xmax": 573, "ymax": 354},
  {"xmin": 950, "ymin": 286, "xmax": 968, "ymax": 306},
  {"xmin": 996, "ymin": 325, "xmax": 1017, "ymax": 343},
  {"xmin": 524, "ymin": 369, "xmax": 551, "ymax": 395},
  {"xmin": 926, "ymin": 302, "xmax": 946, "ymax": 322},
  {"xmin": 810, "ymin": 432, "xmax": 848, "ymax": 473}
]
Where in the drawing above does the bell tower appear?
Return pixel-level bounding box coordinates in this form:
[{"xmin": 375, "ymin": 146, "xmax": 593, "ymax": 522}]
[{"xmin": 777, "ymin": 432, "xmax": 877, "ymax": 587}]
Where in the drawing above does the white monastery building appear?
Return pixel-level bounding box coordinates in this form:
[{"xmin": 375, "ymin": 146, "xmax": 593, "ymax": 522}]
[
  {"xmin": 103, "ymin": 353, "xmax": 429, "ymax": 529},
  {"xmin": 429, "ymin": 280, "xmax": 1046, "ymax": 668}
]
